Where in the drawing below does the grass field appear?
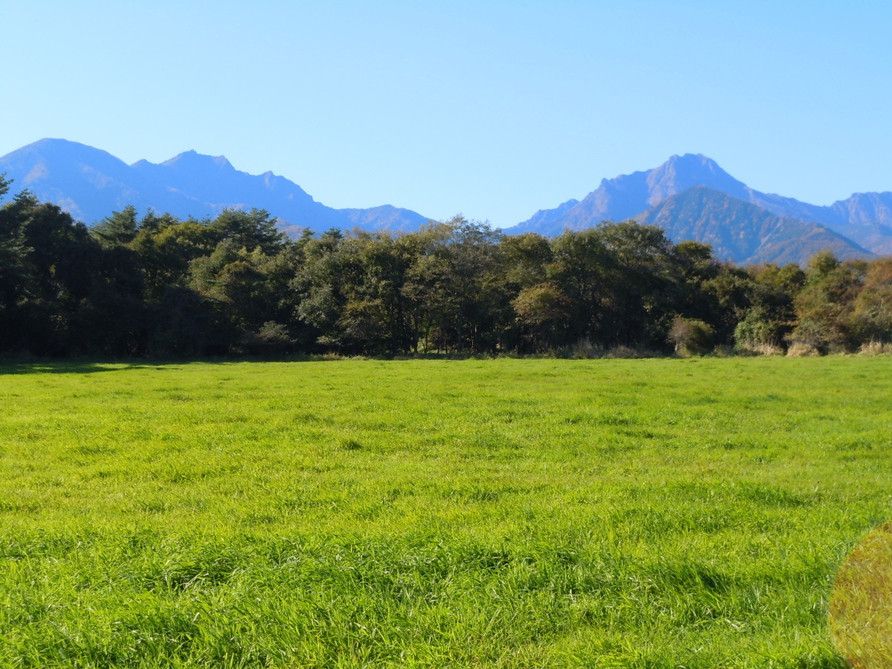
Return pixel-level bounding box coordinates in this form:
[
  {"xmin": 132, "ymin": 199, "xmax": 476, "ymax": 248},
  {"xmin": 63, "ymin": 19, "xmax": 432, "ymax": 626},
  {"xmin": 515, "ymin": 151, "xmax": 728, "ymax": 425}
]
[{"xmin": 1, "ymin": 357, "xmax": 891, "ymax": 668}]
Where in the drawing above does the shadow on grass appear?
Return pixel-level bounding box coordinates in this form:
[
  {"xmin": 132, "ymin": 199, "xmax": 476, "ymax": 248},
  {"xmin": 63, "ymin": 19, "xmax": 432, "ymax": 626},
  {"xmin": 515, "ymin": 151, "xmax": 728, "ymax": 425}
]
[
  {"xmin": 0, "ymin": 349, "xmax": 654, "ymax": 374},
  {"xmin": 0, "ymin": 354, "xmax": 348, "ymax": 375},
  {"xmin": 0, "ymin": 362, "xmax": 163, "ymax": 375}
]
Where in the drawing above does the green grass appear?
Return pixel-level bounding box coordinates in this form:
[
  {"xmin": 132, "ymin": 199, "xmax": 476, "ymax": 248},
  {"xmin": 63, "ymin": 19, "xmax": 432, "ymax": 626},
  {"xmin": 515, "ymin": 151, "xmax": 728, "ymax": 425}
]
[{"xmin": 1, "ymin": 357, "xmax": 891, "ymax": 667}]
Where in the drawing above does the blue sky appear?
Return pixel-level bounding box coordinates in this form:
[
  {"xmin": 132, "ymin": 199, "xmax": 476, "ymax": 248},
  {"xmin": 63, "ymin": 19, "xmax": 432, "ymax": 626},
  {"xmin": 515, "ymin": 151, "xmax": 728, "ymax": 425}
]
[{"xmin": 3, "ymin": 1, "xmax": 891, "ymax": 227}]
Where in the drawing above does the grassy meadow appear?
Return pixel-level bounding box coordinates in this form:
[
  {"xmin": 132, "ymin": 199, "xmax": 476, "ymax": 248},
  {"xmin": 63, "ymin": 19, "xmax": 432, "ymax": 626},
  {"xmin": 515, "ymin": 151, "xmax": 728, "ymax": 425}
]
[{"xmin": 1, "ymin": 357, "xmax": 891, "ymax": 667}]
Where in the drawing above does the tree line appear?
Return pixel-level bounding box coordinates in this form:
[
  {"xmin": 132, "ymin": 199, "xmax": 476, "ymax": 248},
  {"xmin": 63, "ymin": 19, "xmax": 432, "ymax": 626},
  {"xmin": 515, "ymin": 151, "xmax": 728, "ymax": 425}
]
[{"xmin": 1, "ymin": 174, "xmax": 890, "ymax": 359}]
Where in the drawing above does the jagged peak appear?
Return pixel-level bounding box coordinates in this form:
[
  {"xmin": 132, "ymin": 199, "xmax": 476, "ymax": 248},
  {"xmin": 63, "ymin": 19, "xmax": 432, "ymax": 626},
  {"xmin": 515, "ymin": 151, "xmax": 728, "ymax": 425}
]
[
  {"xmin": 645, "ymin": 153, "xmax": 747, "ymax": 201},
  {"xmin": 664, "ymin": 152, "xmax": 714, "ymax": 164},
  {"xmin": 162, "ymin": 150, "xmax": 233, "ymax": 170}
]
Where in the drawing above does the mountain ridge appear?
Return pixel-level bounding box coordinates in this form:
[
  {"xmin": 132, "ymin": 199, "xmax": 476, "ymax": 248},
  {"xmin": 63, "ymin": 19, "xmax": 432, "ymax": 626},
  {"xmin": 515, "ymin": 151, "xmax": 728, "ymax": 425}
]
[
  {"xmin": 632, "ymin": 186, "xmax": 872, "ymax": 264},
  {"xmin": 3, "ymin": 140, "xmax": 891, "ymax": 264},
  {"xmin": 508, "ymin": 153, "xmax": 892, "ymax": 244},
  {"xmin": 506, "ymin": 152, "xmax": 892, "ymax": 262},
  {"xmin": 0, "ymin": 138, "xmax": 431, "ymax": 234}
]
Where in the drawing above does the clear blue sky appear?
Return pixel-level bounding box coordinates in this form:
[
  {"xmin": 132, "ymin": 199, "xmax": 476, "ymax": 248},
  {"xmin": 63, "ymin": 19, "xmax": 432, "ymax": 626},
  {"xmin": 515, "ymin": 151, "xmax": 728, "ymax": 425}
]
[{"xmin": 3, "ymin": 0, "xmax": 891, "ymax": 227}]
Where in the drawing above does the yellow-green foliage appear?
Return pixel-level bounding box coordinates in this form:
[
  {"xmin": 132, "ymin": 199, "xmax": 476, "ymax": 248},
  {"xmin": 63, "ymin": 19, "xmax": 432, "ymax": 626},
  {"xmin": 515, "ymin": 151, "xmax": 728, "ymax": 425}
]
[
  {"xmin": 1, "ymin": 358, "xmax": 891, "ymax": 667},
  {"xmin": 830, "ymin": 521, "xmax": 892, "ymax": 668}
]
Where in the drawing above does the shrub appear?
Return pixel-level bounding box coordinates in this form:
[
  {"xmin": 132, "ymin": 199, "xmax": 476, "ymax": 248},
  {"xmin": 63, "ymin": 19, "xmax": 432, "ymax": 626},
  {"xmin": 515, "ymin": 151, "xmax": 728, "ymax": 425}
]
[
  {"xmin": 734, "ymin": 307, "xmax": 788, "ymax": 354},
  {"xmin": 668, "ymin": 317, "xmax": 714, "ymax": 357},
  {"xmin": 786, "ymin": 342, "xmax": 821, "ymax": 357},
  {"xmin": 859, "ymin": 341, "xmax": 892, "ymax": 356}
]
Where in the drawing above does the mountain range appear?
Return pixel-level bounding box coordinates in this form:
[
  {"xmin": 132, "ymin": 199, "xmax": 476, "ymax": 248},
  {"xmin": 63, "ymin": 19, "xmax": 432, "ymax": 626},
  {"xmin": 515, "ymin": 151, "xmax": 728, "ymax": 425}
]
[
  {"xmin": 2, "ymin": 139, "xmax": 891, "ymax": 265},
  {"xmin": 0, "ymin": 139, "xmax": 429, "ymax": 236},
  {"xmin": 505, "ymin": 153, "xmax": 892, "ymax": 262}
]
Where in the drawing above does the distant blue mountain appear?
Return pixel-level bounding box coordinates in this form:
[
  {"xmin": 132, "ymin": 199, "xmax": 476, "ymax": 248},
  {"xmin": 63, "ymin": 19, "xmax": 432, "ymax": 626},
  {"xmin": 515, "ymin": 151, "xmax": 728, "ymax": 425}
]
[
  {"xmin": 515, "ymin": 198, "xmax": 579, "ymax": 233},
  {"xmin": 4, "ymin": 141, "xmax": 890, "ymax": 265},
  {"xmin": 633, "ymin": 186, "xmax": 873, "ymax": 265},
  {"xmin": 507, "ymin": 153, "xmax": 892, "ymax": 257},
  {"xmin": 0, "ymin": 139, "xmax": 431, "ymax": 234},
  {"xmin": 507, "ymin": 154, "xmax": 754, "ymax": 236}
]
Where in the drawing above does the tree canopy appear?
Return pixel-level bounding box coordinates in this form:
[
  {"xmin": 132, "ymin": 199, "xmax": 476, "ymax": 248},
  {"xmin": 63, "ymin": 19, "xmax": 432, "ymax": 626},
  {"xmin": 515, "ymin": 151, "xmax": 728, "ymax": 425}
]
[{"xmin": 1, "ymin": 190, "xmax": 890, "ymax": 358}]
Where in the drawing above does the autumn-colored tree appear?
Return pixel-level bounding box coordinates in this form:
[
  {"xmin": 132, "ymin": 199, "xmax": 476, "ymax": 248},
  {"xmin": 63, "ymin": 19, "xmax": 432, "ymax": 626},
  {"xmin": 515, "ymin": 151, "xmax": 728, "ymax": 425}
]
[
  {"xmin": 852, "ymin": 258, "xmax": 892, "ymax": 343},
  {"xmin": 788, "ymin": 251, "xmax": 865, "ymax": 353}
]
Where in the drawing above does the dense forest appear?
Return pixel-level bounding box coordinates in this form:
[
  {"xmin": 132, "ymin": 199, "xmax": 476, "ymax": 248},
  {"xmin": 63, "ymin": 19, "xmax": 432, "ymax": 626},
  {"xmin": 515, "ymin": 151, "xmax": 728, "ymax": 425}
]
[{"xmin": 1, "ymin": 174, "xmax": 890, "ymax": 359}]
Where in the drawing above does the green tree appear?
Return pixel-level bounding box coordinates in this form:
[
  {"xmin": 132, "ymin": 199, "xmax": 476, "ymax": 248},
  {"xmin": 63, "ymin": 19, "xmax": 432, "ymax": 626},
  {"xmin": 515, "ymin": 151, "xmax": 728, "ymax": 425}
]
[
  {"xmin": 548, "ymin": 228, "xmax": 610, "ymax": 345},
  {"xmin": 549, "ymin": 222, "xmax": 680, "ymax": 350},
  {"xmin": 293, "ymin": 228, "xmax": 350, "ymax": 350},
  {"xmin": 594, "ymin": 221, "xmax": 680, "ymax": 348},
  {"xmin": 147, "ymin": 287, "xmax": 232, "ymax": 357},
  {"xmin": 401, "ymin": 218, "xmax": 503, "ymax": 354},
  {"xmin": 189, "ymin": 242, "xmax": 288, "ymax": 332},
  {"xmin": 128, "ymin": 218, "xmax": 216, "ymax": 300},
  {"xmin": 0, "ymin": 183, "xmax": 30, "ymax": 351},
  {"xmin": 734, "ymin": 263, "xmax": 805, "ymax": 351},
  {"xmin": 0, "ymin": 193, "xmax": 146, "ymax": 355},
  {"xmin": 500, "ymin": 233, "xmax": 552, "ymax": 290},
  {"xmin": 789, "ymin": 251, "xmax": 864, "ymax": 353},
  {"xmin": 512, "ymin": 281, "xmax": 572, "ymax": 351},
  {"xmin": 337, "ymin": 231, "xmax": 419, "ymax": 355},
  {"xmin": 209, "ymin": 208, "xmax": 286, "ymax": 255},
  {"xmin": 91, "ymin": 205, "xmax": 139, "ymax": 247}
]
